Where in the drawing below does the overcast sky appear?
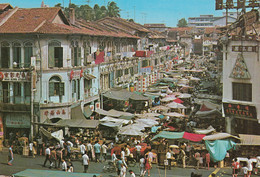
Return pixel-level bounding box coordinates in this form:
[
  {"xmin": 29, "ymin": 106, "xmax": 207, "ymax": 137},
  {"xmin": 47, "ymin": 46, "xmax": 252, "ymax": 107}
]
[{"xmin": 4, "ymin": 0, "xmax": 229, "ymax": 27}]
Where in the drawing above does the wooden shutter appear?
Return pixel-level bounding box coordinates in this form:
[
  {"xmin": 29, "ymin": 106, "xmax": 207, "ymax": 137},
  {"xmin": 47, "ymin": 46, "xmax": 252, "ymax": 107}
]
[
  {"xmin": 24, "ymin": 47, "xmax": 32, "ymax": 67},
  {"xmin": 59, "ymin": 82, "xmax": 64, "ymax": 96},
  {"xmin": 49, "ymin": 82, "xmax": 54, "ymax": 96},
  {"xmin": 48, "ymin": 46, "xmax": 55, "ymax": 68},
  {"xmin": 77, "ymin": 47, "xmax": 81, "ymax": 66}
]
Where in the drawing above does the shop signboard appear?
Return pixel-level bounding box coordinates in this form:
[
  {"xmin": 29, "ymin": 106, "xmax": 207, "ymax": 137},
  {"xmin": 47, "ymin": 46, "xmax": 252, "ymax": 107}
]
[
  {"xmin": 0, "ymin": 71, "xmax": 30, "ymax": 81},
  {"xmin": 223, "ymin": 103, "xmax": 257, "ymax": 119},
  {"xmin": 141, "ymin": 66, "xmax": 153, "ymax": 74},
  {"xmin": 5, "ymin": 114, "xmax": 30, "ymax": 128}
]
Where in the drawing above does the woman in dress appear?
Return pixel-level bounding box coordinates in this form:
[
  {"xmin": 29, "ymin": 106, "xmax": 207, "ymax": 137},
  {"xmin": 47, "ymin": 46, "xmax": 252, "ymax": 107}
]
[{"xmin": 143, "ymin": 154, "xmax": 152, "ymax": 176}]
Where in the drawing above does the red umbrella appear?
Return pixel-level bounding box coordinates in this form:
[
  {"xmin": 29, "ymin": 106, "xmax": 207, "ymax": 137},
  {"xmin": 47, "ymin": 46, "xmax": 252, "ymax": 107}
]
[{"xmin": 173, "ymin": 98, "xmax": 184, "ymax": 104}]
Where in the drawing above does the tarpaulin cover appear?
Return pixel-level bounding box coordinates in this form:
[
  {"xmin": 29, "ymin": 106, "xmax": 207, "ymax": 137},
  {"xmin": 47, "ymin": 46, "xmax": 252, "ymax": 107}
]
[
  {"xmin": 152, "ymin": 131, "xmax": 184, "ymax": 140},
  {"xmin": 13, "ymin": 169, "xmax": 101, "ymax": 177},
  {"xmin": 205, "ymin": 139, "xmax": 236, "ymax": 162},
  {"xmin": 238, "ymin": 134, "xmax": 260, "ymax": 146},
  {"xmin": 151, "ymin": 126, "xmax": 161, "ymax": 133},
  {"xmin": 95, "ymin": 51, "xmax": 104, "ymax": 64},
  {"xmin": 183, "ymin": 132, "xmax": 205, "ymax": 142}
]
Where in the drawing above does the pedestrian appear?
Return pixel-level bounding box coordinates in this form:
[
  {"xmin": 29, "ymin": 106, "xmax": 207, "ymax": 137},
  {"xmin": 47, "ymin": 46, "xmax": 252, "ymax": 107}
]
[
  {"xmin": 129, "ymin": 169, "xmax": 136, "ymax": 177},
  {"xmin": 93, "ymin": 141, "xmax": 101, "ymax": 162},
  {"xmin": 43, "ymin": 145, "xmax": 51, "ymax": 167},
  {"xmin": 61, "ymin": 159, "xmax": 67, "ymax": 172},
  {"xmin": 206, "ymin": 152, "xmax": 210, "ymax": 170},
  {"xmin": 116, "ymin": 157, "xmax": 123, "ymax": 177},
  {"xmin": 67, "ymin": 159, "xmax": 74, "ymax": 172},
  {"xmin": 135, "ymin": 143, "xmax": 142, "ymax": 161},
  {"xmin": 82, "ymin": 152, "xmax": 90, "ymax": 173},
  {"xmin": 7, "ymin": 144, "xmax": 14, "ymax": 166},
  {"xmin": 111, "ymin": 151, "xmax": 117, "ymax": 165},
  {"xmin": 166, "ymin": 149, "xmax": 172, "ymax": 170},
  {"xmin": 125, "ymin": 145, "xmax": 130, "ymax": 163},
  {"xmin": 194, "ymin": 151, "xmax": 201, "ymax": 169},
  {"xmin": 120, "ymin": 163, "xmax": 126, "ymax": 177},
  {"xmin": 37, "ymin": 136, "xmax": 43, "ymax": 155},
  {"xmin": 247, "ymin": 157, "xmax": 253, "ymax": 177},
  {"xmin": 242, "ymin": 163, "xmax": 249, "ymax": 177},
  {"xmin": 101, "ymin": 143, "xmax": 108, "ymax": 162},
  {"xmin": 232, "ymin": 158, "xmax": 240, "ymax": 177},
  {"xmin": 143, "ymin": 154, "xmax": 151, "ymax": 177},
  {"xmin": 56, "ymin": 148, "xmax": 63, "ymax": 169},
  {"xmin": 50, "ymin": 147, "xmax": 57, "ymax": 169},
  {"xmin": 139, "ymin": 156, "xmax": 145, "ymax": 177},
  {"xmin": 29, "ymin": 141, "xmax": 34, "ymax": 157},
  {"xmin": 87, "ymin": 141, "xmax": 93, "ymax": 161},
  {"xmin": 255, "ymin": 156, "xmax": 260, "ymax": 175},
  {"xmin": 80, "ymin": 142, "xmax": 86, "ymax": 156},
  {"xmin": 180, "ymin": 147, "xmax": 187, "ymax": 168}
]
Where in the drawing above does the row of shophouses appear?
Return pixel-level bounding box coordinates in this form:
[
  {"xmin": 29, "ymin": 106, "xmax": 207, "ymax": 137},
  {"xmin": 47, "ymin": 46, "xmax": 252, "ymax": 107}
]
[{"xmin": 0, "ymin": 4, "xmax": 173, "ymax": 139}]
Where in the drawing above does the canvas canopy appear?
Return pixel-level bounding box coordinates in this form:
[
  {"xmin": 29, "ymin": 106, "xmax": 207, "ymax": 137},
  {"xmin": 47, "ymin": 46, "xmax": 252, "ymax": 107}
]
[
  {"xmin": 203, "ymin": 133, "xmax": 240, "ymax": 141},
  {"xmin": 103, "ymin": 88, "xmax": 150, "ymax": 101},
  {"xmin": 135, "ymin": 119, "xmax": 159, "ymax": 127},
  {"xmin": 167, "ymin": 102, "xmax": 187, "ymax": 109},
  {"xmin": 205, "ymin": 139, "xmax": 236, "ymax": 162},
  {"xmin": 164, "ymin": 112, "xmax": 185, "ymax": 117},
  {"xmin": 152, "ymin": 131, "xmax": 185, "ymax": 140},
  {"xmin": 238, "ymin": 134, "xmax": 260, "ymax": 146},
  {"xmin": 56, "ymin": 119, "xmax": 99, "ymax": 129},
  {"xmin": 194, "ymin": 126, "xmax": 216, "ymax": 134},
  {"xmin": 107, "ymin": 109, "xmax": 133, "ymax": 117}
]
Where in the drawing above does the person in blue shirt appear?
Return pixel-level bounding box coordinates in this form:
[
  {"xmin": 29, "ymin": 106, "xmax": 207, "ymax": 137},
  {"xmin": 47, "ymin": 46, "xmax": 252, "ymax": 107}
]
[
  {"xmin": 93, "ymin": 141, "xmax": 101, "ymax": 162},
  {"xmin": 116, "ymin": 157, "xmax": 123, "ymax": 177}
]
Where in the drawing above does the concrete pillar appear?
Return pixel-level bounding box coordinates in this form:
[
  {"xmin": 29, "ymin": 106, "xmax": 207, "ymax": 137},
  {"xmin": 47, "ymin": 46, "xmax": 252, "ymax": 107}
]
[
  {"xmin": 9, "ymin": 82, "xmax": 13, "ymax": 103},
  {"xmin": 225, "ymin": 116, "xmax": 233, "ymax": 134}
]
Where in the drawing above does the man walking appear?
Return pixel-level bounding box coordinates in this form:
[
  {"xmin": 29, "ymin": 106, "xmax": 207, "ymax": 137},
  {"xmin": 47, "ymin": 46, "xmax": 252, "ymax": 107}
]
[
  {"xmin": 7, "ymin": 145, "xmax": 14, "ymax": 166},
  {"xmin": 43, "ymin": 145, "xmax": 51, "ymax": 167},
  {"xmin": 94, "ymin": 141, "xmax": 101, "ymax": 162},
  {"xmin": 80, "ymin": 142, "xmax": 86, "ymax": 156},
  {"xmin": 135, "ymin": 143, "xmax": 142, "ymax": 161},
  {"xmin": 87, "ymin": 141, "xmax": 93, "ymax": 161},
  {"xmin": 82, "ymin": 152, "xmax": 90, "ymax": 173}
]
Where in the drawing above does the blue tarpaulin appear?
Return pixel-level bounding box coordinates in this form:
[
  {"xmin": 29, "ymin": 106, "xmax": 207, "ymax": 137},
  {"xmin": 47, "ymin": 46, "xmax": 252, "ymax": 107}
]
[
  {"xmin": 205, "ymin": 139, "xmax": 236, "ymax": 162},
  {"xmin": 151, "ymin": 126, "xmax": 161, "ymax": 133}
]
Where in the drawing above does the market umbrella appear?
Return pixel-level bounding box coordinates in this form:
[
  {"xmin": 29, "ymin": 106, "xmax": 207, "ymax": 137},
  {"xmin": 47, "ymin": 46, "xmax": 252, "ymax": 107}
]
[
  {"xmin": 177, "ymin": 93, "xmax": 191, "ymax": 98},
  {"xmin": 118, "ymin": 128, "xmax": 144, "ymax": 136},
  {"xmin": 161, "ymin": 97, "xmax": 176, "ymax": 102},
  {"xmin": 151, "ymin": 105, "xmax": 170, "ymax": 111},
  {"xmin": 164, "ymin": 112, "xmax": 185, "ymax": 117},
  {"xmin": 173, "ymin": 98, "xmax": 184, "ymax": 104},
  {"xmin": 169, "ymin": 145, "xmax": 179, "ymax": 148},
  {"xmin": 166, "ymin": 102, "xmax": 187, "ymax": 109},
  {"xmin": 135, "ymin": 119, "xmax": 159, "ymax": 126},
  {"xmin": 120, "ymin": 124, "xmax": 145, "ymax": 131}
]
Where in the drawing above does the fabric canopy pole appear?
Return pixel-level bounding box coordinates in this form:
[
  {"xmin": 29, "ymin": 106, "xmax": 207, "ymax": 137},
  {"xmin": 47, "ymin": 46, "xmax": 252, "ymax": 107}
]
[{"xmin": 205, "ymin": 139, "xmax": 236, "ymax": 162}]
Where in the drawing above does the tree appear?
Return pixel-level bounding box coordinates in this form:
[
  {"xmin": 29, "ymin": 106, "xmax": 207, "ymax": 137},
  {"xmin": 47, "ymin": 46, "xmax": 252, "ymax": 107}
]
[
  {"xmin": 107, "ymin": 1, "xmax": 121, "ymax": 17},
  {"xmin": 177, "ymin": 18, "xmax": 188, "ymax": 27}
]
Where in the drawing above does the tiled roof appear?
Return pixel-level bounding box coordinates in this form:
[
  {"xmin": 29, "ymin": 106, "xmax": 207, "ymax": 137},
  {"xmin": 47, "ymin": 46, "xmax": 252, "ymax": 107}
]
[
  {"xmin": 0, "ymin": 4, "xmax": 12, "ymax": 11},
  {"xmin": 168, "ymin": 27, "xmax": 193, "ymax": 32},
  {"xmin": 204, "ymin": 27, "xmax": 221, "ymax": 34},
  {"xmin": 144, "ymin": 24, "xmax": 166, "ymax": 28},
  {"xmin": 0, "ymin": 7, "xmax": 69, "ymax": 33}
]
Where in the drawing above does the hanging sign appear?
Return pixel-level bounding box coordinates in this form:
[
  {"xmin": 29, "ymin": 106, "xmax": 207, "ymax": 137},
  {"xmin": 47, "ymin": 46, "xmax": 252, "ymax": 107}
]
[{"xmin": 223, "ymin": 103, "xmax": 257, "ymax": 119}]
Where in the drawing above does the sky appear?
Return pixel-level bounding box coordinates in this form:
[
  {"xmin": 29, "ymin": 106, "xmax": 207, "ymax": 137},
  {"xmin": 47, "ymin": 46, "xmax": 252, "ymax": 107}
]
[{"xmin": 3, "ymin": 0, "xmax": 227, "ymax": 27}]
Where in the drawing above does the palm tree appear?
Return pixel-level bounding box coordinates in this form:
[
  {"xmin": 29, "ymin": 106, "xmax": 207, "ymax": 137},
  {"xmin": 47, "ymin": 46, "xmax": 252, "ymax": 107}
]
[{"xmin": 107, "ymin": 1, "xmax": 120, "ymax": 17}]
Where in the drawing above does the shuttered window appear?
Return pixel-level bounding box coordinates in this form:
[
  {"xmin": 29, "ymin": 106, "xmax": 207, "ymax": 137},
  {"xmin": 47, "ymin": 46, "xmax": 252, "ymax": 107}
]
[
  {"xmin": 232, "ymin": 83, "xmax": 252, "ymax": 102},
  {"xmin": 49, "ymin": 76, "xmax": 64, "ymax": 96}
]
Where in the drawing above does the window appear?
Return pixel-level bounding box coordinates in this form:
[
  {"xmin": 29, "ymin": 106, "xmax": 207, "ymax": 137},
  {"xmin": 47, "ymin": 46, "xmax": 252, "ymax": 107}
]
[
  {"xmin": 1, "ymin": 42, "xmax": 10, "ymax": 68},
  {"xmin": 13, "ymin": 42, "xmax": 22, "ymax": 68},
  {"xmin": 84, "ymin": 79, "xmax": 92, "ymax": 96},
  {"xmin": 72, "ymin": 79, "xmax": 80, "ymax": 100},
  {"xmin": 142, "ymin": 60, "xmax": 148, "ymax": 67},
  {"xmin": 13, "ymin": 83, "xmax": 22, "ymax": 96},
  {"xmin": 24, "ymin": 82, "xmax": 31, "ymax": 96},
  {"xmin": 116, "ymin": 70, "xmax": 123, "ymax": 78},
  {"xmin": 2, "ymin": 82, "xmax": 9, "ymax": 103},
  {"xmin": 130, "ymin": 67, "xmax": 134, "ymax": 76},
  {"xmin": 232, "ymin": 83, "xmax": 252, "ymax": 102},
  {"xmin": 49, "ymin": 76, "xmax": 64, "ymax": 96},
  {"xmin": 71, "ymin": 41, "xmax": 81, "ymax": 67},
  {"xmin": 125, "ymin": 68, "xmax": 129, "ymax": 75},
  {"xmin": 48, "ymin": 41, "xmax": 63, "ymax": 68},
  {"xmin": 24, "ymin": 42, "xmax": 33, "ymax": 68},
  {"xmin": 116, "ymin": 43, "xmax": 121, "ymax": 53},
  {"xmin": 83, "ymin": 41, "xmax": 91, "ymax": 65}
]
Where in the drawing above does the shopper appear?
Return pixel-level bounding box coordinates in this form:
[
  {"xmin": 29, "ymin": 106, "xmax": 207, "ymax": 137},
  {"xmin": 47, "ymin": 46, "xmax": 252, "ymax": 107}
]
[
  {"xmin": 7, "ymin": 145, "xmax": 14, "ymax": 166},
  {"xmin": 43, "ymin": 145, "xmax": 51, "ymax": 167},
  {"xmin": 82, "ymin": 152, "xmax": 90, "ymax": 173}
]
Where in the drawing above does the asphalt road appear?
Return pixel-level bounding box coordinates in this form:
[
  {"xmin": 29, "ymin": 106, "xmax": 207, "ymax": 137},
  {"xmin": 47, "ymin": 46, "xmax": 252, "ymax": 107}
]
[{"xmin": 0, "ymin": 151, "xmax": 258, "ymax": 177}]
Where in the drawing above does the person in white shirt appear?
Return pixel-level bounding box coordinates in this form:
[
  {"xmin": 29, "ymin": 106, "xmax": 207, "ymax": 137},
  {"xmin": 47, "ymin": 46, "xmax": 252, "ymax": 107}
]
[
  {"xmin": 135, "ymin": 143, "xmax": 142, "ymax": 161},
  {"xmin": 43, "ymin": 146, "xmax": 51, "ymax": 167},
  {"xmin": 80, "ymin": 143, "xmax": 86, "ymax": 155},
  {"xmin": 125, "ymin": 146, "xmax": 130, "ymax": 162},
  {"xmin": 120, "ymin": 163, "xmax": 126, "ymax": 177},
  {"xmin": 61, "ymin": 159, "xmax": 67, "ymax": 171},
  {"xmin": 166, "ymin": 150, "xmax": 172, "ymax": 170},
  {"xmin": 139, "ymin": 156, "xmax": 145, "ymax": 176},
  {"xmin": 60, "ymin": 139, "xmax": 64, "ymax": 149},
  {"xmin": 111, "ymin": 152, "xmax": 117, "ymax": 163},
  {"xmin": 87, "ymin": 141, "xmax": 93, "ymax": 161},
  {"xmin": 102, "ymin": 143, "xmax": 108, "ymax": 162},
  {"xmin": 121, "ymin": 147, "xmax": 125, "ymax": 161},
  {"xmin": 247, "ymin": 157, "xmax": 253, "ymax": 177},
  {"xmin": 29, "ymin": 142, "xmax": 34, "ymax": 157},
  {"xmin": 129, "ymin": 170, "xmax": 136, "ymax": 177},
  {"xmin": 82, "ymin": 152, "xmax": 90, "ymax": 173}
]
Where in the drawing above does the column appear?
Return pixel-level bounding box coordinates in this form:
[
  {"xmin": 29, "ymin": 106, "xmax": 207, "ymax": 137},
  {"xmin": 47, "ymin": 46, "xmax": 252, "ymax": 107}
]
[
  {"xmin": 9, "ymin": 82, "xmax": 14, "ymax": 103},
  {"xmin": 21, "ymin": 82, "xmax": 25, "ymax": 103}
]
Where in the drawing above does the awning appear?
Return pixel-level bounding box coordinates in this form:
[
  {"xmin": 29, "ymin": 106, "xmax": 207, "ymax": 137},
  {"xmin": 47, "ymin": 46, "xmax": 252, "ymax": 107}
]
[
  {"xmin": 203, "ymin": 133, "xmax": 240, "ymax": 141},
  {"xmin": 84, "ymin": 73, "xmax": 96, "ymax": 80},
  {"xmin": 71, "ymin": 104, "xmax": 86, "ymax": 120},
  {"xmin": 83, "ymin": 105, "xmax": 93, "ymax": 118},
  {"xmin": 238, "ymin": 134, "xmax": 260, "ymax": 146},
  {"xmin": 56, "ymin": 119, "xmax": 99, "ymax": 128},
  {"xmin": 152, "ymin": 131, "xmax": 185, "ymax": 140}
]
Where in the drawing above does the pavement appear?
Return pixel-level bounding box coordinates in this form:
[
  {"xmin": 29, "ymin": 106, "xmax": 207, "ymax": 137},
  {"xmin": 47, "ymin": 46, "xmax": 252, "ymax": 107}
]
[{"xmin": 0, "ymin": 150, "xmax": 258, "ymax": 177}]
